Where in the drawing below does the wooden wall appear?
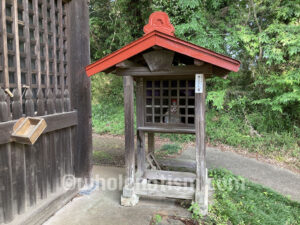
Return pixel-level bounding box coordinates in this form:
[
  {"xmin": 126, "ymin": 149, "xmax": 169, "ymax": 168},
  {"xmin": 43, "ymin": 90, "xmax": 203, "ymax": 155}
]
[
  {"xmin": 0, "ymin": 87, "xmax": 76, "ymax": 224},
  {"xmin": 0, "ymin": 0, "xmax": 92, "ymax": 224}
]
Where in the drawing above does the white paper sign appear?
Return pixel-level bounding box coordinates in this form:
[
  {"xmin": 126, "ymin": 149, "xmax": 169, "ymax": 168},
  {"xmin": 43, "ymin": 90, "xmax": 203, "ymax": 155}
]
[{"xmin": 195, "ymin": 74, "xmax": 204, "ymax": 93}]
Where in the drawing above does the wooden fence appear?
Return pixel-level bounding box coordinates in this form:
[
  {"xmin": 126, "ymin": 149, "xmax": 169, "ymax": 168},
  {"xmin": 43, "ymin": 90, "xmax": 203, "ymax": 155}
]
[
  {"xmin": 0, "ymin": 87, "xmax": 77, "ymax": 224},
  {"xmin": 0, "ymin": 0, "xmax": 91, "ymax": 224}
]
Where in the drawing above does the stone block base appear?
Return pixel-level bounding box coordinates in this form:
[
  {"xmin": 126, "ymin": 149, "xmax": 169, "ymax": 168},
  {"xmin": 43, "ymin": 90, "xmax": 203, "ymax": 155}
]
[{"xmin": 120, "ymin": 194, "xmax": 139, "ymax": 207}]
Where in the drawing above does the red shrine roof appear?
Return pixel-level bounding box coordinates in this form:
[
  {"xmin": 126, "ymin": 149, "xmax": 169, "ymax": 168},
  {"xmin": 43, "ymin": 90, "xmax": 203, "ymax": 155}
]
[{"xmin": 85, "ymin": 12, "xmax": 240, "ymax": 77}]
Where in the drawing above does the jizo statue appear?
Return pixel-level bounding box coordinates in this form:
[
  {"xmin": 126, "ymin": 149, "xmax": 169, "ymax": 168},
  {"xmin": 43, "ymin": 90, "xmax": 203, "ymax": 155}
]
[{"xmin": 164, "ymin": 99, "xmax": 181, "ymax": 124}]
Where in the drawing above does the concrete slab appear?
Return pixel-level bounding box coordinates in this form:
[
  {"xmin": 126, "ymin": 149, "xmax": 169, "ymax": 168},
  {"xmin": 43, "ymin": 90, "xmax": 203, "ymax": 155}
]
[{"xmin": 43, "ymin": 166, "xmax": 190, "ymax": 225}]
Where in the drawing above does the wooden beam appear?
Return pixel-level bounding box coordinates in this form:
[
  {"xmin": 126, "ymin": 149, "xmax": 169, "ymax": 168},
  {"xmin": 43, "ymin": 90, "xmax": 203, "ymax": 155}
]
[
  {"xmin": 1, "ymin": 0, "xmax": 9, "ymax": 89},
  {"xmin": 116, "ymin": 60, "xmax": 141, "ymax": 68},
  {"xmin": 212, "ymin": 66, "xmax": 229, "ymax": 77},
  {"xmin": 134, "ymin": 183, "xmax": 195, "ymax": 199},
  {"xmin": 157, "ymin": 158, "xmax": 196, "ymax": 172},
  {"xmin": 138, "ymin": 126, "xmax": 195, "ymax": 134},
  {"xmin": 12, "ymin": 0, "xmax": 22, "ymax": 95},
  {"xmin": 143, "ymin": 169, "xmax": 196, "ymax": 183},
  {"xmin": 195, "ymin": 74, "xmax": 207, "ymax": 208},
  {"xmin": 123, "ymin": 76, "xmax": 135, "ymax": 188},
  {"xmin": 68, "ymin": 0, "xmax": 92, "ymax": 178},
  {"xmin": 116, "ymin": 64, "xmax": 212, "ymax": 76},
  {"xmin": 142, "ymin": 50, "xmax": 174, "ymax": 72},
  {"xmin": 194, "ymin": 59, "xmax": 204, "ymax": 66},
  {"xmin": 136, "ymin": 78, "xmax": 145, "ymax": 174},
  {"xmin": 0, "ymin": 111, "xmax": 78, "ymax": 144}
]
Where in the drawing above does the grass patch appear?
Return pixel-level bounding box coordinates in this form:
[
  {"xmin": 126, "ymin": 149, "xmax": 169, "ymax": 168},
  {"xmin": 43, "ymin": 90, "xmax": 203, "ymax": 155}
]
[
  {"xmin": 92, "ymin": 103, "xmax": 126, "ymax": 135},
  {"xmin": 158, "ymin": 143, "xmax": 181, "ymax": 155},
  {"xmin": 93, "ymin": 151, "xmax": 113, "ymax": 162},
  {"xmin": 189, "ymin": 169, "xmax": 300, "ymax": 225}
]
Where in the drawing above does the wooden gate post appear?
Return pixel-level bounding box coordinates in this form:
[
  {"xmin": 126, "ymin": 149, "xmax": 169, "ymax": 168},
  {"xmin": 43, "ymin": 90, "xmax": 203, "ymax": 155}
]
[
  {"xmin": 68, "ymin": 0, "xmax": 92, "ymax": 178},
  {"xmin": 121, "ymin": 76, "xmax": 139, "ymax": 206},
  {"xmin": 195, "ymin": 74, "xmax": 208, "ymax": 215}
]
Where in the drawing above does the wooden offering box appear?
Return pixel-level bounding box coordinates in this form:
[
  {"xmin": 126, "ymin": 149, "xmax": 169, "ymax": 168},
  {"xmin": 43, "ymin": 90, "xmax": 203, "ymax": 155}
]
[{"xmin": 12, "ymin": 117, "xmax": 47, "ymax": 145}]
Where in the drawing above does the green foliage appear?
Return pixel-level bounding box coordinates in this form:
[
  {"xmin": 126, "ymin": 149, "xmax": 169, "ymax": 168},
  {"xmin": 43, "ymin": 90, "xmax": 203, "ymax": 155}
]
[
  {"xmin": 91, "ymin": 73, "xmax": 123, "ymax": 105},
  {"xmin": 206, "ymin": 169, "xmax": 300, "ymax": 225},
  {"xmin": 188, "ymin": 202, "xmax": 203, "ymax": 221},
  {"xmin": 151, "ymin": 0, "xmax": 300, "ymax": 134},
  {"xmin": 153, "ymin": 214, "xmax": 162, "ymax": 224},
  {"xmin": 92, "ymin": 103, "xmax": 126, "ymax": 135},
  {"xmin": 93, "ymin": 151, "xmax": 113, "ymax": 162},
  {"xmin": 89, "ymin": 0, "xmax": 151, "ymax": 104},
  {"xmin": 89, "ymin": 0, "xmax": 300, "ymax": 169}
]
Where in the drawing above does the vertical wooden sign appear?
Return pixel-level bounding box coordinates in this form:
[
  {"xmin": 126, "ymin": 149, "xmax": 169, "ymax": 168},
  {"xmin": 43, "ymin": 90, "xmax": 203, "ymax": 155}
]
[{"xmin": 195, "ymin": 74, "xmax": 204, "ymax": 93}]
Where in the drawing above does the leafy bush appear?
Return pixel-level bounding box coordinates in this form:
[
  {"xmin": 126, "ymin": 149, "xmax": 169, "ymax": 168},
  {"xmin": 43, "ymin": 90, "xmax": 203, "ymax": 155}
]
[{"xmin": 92, "ymin": 103, "xmax": 126, "ymax": 135}]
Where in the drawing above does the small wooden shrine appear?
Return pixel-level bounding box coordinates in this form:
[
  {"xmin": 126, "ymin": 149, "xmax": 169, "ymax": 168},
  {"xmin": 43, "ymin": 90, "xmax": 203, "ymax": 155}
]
[{"xmin": 86, "ymin": 11, "xmax": 240, "ymax": 214}]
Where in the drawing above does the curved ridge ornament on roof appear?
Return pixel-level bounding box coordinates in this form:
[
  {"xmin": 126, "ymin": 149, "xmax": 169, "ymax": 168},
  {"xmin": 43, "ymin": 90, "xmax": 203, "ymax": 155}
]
[
  {"xmin": 143, "ymin": 11, "xmax": 175, "ymax": 36},
  {"xmin": 85, "ymin": 11, "xmax": 240, "ymax": 77}
]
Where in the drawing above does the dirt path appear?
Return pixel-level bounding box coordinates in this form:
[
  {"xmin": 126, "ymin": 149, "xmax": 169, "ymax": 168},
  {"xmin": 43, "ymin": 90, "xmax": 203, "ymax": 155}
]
[{"xmin": 92, "ymin": 133, "xmax": 300, "ymax": 202}]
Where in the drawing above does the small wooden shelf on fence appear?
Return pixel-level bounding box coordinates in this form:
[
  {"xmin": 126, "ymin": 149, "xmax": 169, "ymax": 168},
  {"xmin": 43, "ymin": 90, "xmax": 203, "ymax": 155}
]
[{"xmin": 12, "ymin": 117, "xmax": 47, "ymax": 145}]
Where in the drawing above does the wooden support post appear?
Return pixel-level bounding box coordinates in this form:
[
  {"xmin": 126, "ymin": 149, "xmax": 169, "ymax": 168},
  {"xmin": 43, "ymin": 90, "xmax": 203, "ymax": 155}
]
[
  {"xmin": 195, "ymin": 74, "xmax": 208, "ymax": 215},
  {"xmin": 123, "ymin": 76, "xmax": 135, "ymax": 186},
  {"xmin": 68, "ymin": 0, "xmax": 92, "ymax": 178},
  {"xmin": 121, "ymin": 76, "xmax": 139, "ymax": 206},
  {"xmin": 148, "ymin": 133, "xmax": 155, "ymax": 154},
  {"xmin": 136, "ymin": 78, "xmax": 145, "ymax": 177}
]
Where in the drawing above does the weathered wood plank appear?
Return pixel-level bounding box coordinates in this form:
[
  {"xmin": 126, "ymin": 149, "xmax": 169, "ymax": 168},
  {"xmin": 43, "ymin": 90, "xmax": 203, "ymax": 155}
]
[
  {"xmin": 116, "ymin": 65, "xmax": 212, "ymax": 76},
  {"xmin": 64, "ymin": 89, "xmax": 72, "ymax": 175},
  {"xmin": 50, "ymin": 0, "xmax": 58, "ymax": 92},
  {"xmin": 0, "ymin": 111, "xmax": 78, "ymax": 144},
  {"xmin": 47, "ymin": 89, "xmax": 57, "ymax": 193},
  {"xmin": 43, "ymin": 111, "xmax": 77, "ymax": 132},
  {"xmin": 157, "ymin": 158, "xmax": 196, "ymax": 172},
  {"xmin": 134, "ymin": 183, "xmax": 195, "ymax": 199},
  {"xmin": 11, "ymin": 89, "xmax": 26, "ymax": 214},
  {"xmin": 12, "ymin": 0, "xmax": 22, "ymax": 95},
  {"xmin": 42, "ymin": 0, "xmax": 50, "ymax": 90},
  {"xmin": 136, "ymin": 78, "xmax": 145, "ymax": 175},
  {"xmin": 7, "ymin": 181, "xmax": 82, "ymax": 225},
  {"xmin": 36, "ymin": 89, "xmax": 47, "ymax": 200},
  {"xmin": 116, "ymin": 60, "xmax": 141, "ymax": 68},
  {"xmin": 0, "ymin": 144, "xmax": 13, "ymax": 223},
  {"xmin": 123, "ymin": 76, "xmax": 135, "ymax": 188},
  {"xmin": 142, "ymin": 50, "xmax": 174, "ymax": 72},
  {"xmin": 55, "ymin": 90, "xmax": 63, "ymax": 186},
  {"xmin": 68, "ymin": 0, "xmax": 92, "ymax": 178},
  {"xmin": 143, "ymin": 170, "xmax": 196, "ymax": 183},
  {"xmin": 138, "ymin": 126, "xmax": 195, "ymax": 134},
  {"xmin": 25, "ymin": 89, "xmax": 36, "ymax": 207},
  {"xmin": 48, "ymin": 131, "xmax": 56, "ymax": 193},
  {"xmin": 1, "ymin": 0, "xmax": 9, "ymax": 89},
  {"xmin": 148, "ymin": 133, "xmax": 155, "ymax": 154},
  {"xmin": 195, "ymin": 74, "xmax": 207, "ymax": 211},
  {"xmin": 0, "ymin": 88, "xmax": 13, "ymax": 222}
]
